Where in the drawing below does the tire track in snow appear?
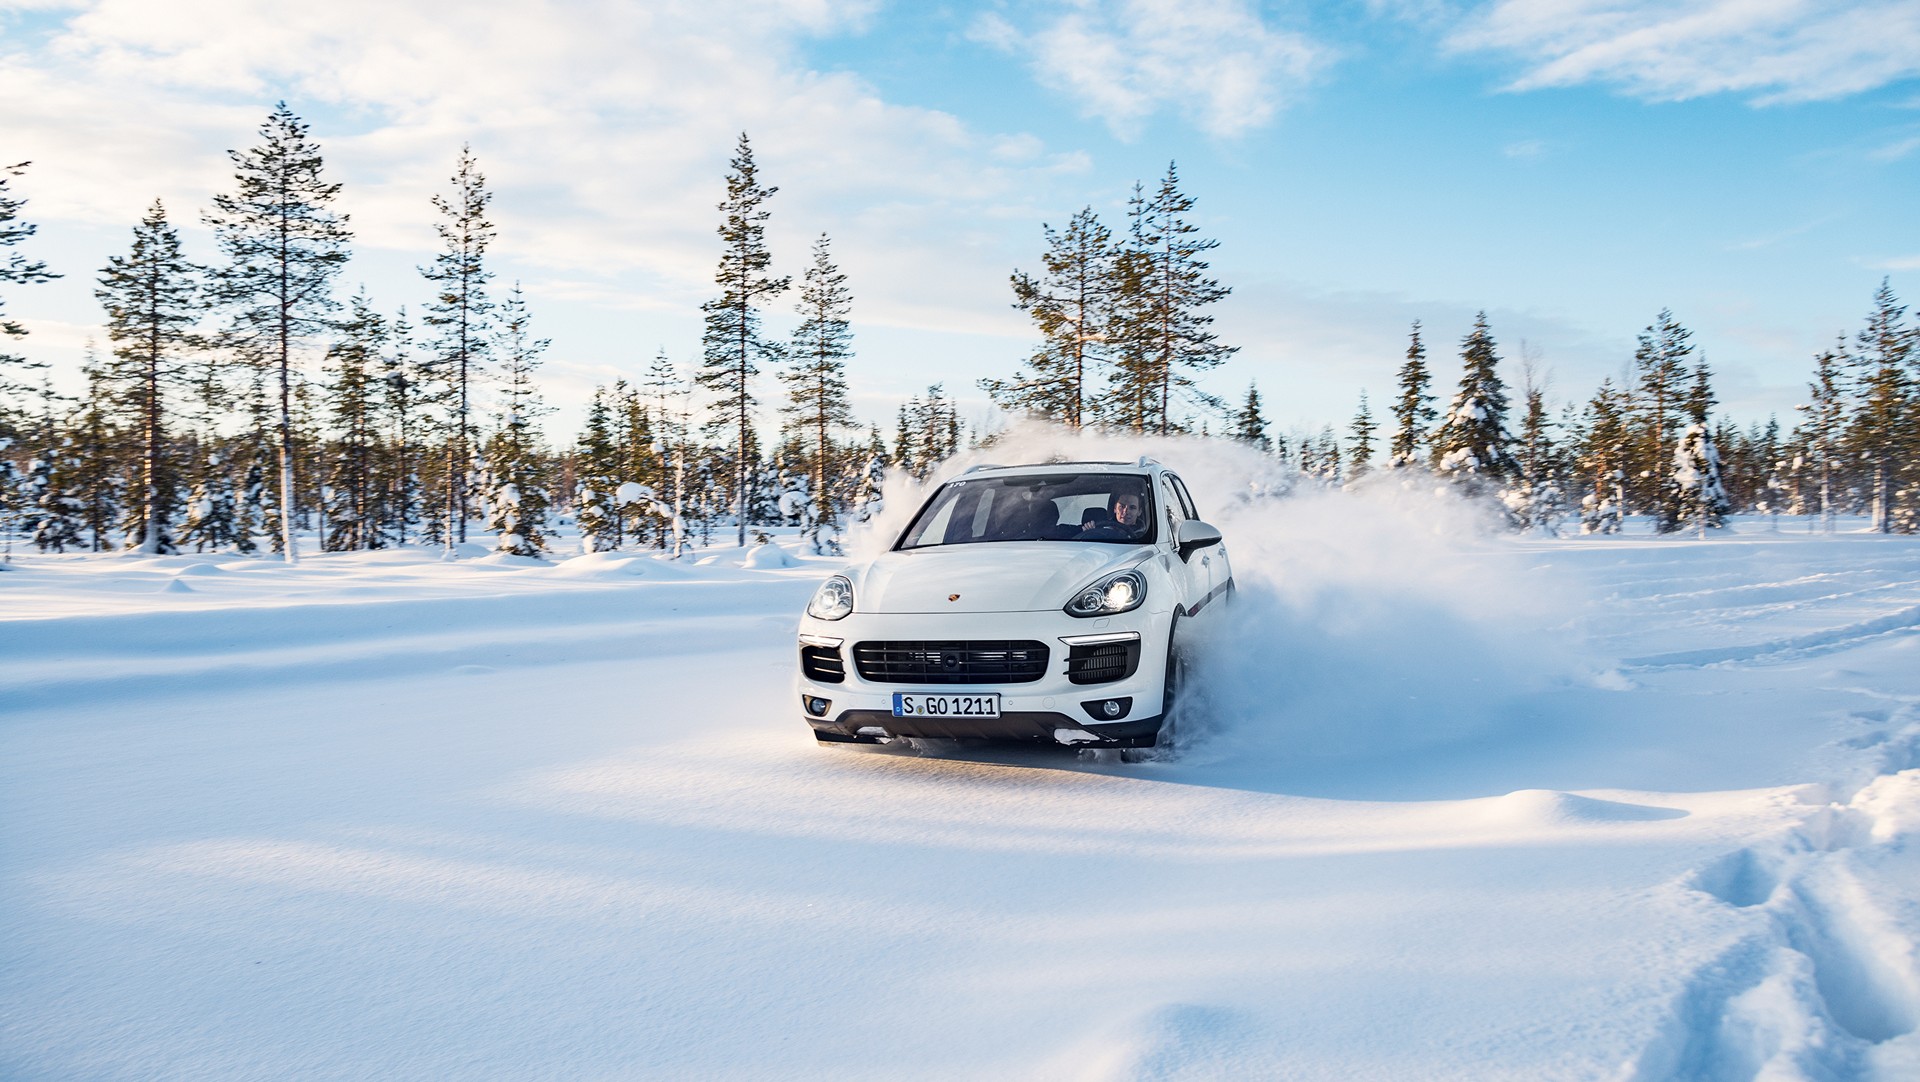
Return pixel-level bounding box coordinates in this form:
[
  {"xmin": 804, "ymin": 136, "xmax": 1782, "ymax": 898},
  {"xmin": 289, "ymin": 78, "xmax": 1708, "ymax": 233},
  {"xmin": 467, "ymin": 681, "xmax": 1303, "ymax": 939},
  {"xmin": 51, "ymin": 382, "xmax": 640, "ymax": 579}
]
[{"xmin": 1620, "ymin": 605, "xmax": 1920, "ymax": 671}]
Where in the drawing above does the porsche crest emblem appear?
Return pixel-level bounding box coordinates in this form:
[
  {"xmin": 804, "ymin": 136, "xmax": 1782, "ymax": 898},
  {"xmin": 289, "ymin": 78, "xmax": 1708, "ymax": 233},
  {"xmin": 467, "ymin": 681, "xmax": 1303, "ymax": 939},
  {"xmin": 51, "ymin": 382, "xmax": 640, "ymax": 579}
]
[{"xmin": 948, "ymin": 594, "xmax": 961, "ymax": 602}]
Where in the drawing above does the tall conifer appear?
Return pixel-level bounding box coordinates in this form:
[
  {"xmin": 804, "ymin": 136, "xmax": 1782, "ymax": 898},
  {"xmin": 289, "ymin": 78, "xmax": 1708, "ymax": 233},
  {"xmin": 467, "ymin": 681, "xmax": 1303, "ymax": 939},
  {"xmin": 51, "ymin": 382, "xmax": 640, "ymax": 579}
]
[
  {"xmin": 699, "ymin": 133, "xmax": 790, "ymax": 546},
  {"xmin": 420, "ymin": 145, "xmax": 495, "ymax": 547},
  {"xmin": 205, "ymin": 103, "xmax": 351, "ymax": 561},
  {"xmin": 97, "ymin": 199, "xmax": 200, "ymax": 554}
]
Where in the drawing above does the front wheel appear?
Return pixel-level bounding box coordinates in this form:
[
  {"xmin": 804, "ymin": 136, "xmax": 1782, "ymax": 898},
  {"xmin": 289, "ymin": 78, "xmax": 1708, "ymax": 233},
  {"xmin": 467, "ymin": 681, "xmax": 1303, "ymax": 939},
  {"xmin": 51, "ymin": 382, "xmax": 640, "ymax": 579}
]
[{"xmin": 1123, "ymin": 630, "xmax": 1185, "ymax": 763}]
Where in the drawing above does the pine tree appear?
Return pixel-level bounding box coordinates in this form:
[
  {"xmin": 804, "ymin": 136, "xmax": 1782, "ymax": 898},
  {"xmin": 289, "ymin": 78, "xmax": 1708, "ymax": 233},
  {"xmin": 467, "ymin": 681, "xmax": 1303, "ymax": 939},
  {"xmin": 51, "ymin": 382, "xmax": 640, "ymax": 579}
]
[
  {"xmin": 987, "ymin": 207, "xmax": 1116, "ymax": 427},
  {"xmin": 699, "ymin": 133, "xmax": 790, "ymax": 547},
  {"xmin": 97, "ymin": 199, "xmax": 201, "ymax": 554},
  {"xmin": 485, "ymin": 284, "xmax": 550, "ymax": 556},
  {"xmin": 1103, "ymin": 164, "xmax": 1235, "ymax": 433},
  {"xmin": 1231, "ymin": 382, "xmax": 1271, "ymax": 450},
  {"xmin": 420, "ymin": 145, "xmax": 494, "ymax": 547},
  {"xmin": 1432, "ymin": 312, "xmax": 1519, "ymax": 506},
  {"xmin": 1390, "ymin": 320, "xmax": 1435, "ymax": 467},
  {"xmin": 0, "ymin": 161, "xmax": 60, "ymax": 416},
  {"xmin": 1849, "ymin": 279, "xmax": 1914, "ymax": 533},
  {"xmin": 205, "ymin": 103, "xmax": 352, "ymax": 562},
  {"xmin": 1348, "ymin": 391, "xmax": 1376, "ymax": 479},
  {"xmin": 782, "ymin": 233, "xmax": 854, "ymax": 554}
]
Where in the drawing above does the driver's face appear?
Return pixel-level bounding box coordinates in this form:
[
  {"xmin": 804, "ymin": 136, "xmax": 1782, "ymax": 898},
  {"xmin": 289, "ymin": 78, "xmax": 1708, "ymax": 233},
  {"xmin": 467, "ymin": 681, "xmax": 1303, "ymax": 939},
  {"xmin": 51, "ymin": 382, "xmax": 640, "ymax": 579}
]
[{"xmin": 1112, "ymin": 495, "xmax": 1143, "ymax": 524}]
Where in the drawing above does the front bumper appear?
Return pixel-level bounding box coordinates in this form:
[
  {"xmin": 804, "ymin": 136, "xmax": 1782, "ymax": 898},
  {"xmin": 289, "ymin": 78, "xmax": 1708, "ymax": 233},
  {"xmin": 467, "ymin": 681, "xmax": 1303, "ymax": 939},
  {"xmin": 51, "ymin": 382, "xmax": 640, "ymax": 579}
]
[{"xmin": 795, "ymin": 607, "xmax": 1172, "ymax": 748}]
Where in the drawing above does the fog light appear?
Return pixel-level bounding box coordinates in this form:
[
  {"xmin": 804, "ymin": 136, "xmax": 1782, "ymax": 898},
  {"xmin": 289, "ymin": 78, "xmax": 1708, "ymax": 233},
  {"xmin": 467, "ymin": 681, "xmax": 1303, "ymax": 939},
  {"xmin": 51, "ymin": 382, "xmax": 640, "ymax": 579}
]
[
  {"xmin": 1080, "ymin": 696, "xmax": 1133, "ymax": 721},
  {"xmin": 803, "ymin": 695, "xmax": 832, "ymax": 717}
]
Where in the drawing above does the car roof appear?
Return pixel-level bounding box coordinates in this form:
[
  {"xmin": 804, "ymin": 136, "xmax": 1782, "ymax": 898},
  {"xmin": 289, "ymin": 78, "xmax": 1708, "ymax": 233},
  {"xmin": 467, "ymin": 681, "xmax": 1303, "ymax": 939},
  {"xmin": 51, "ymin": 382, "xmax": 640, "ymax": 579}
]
[{"xmin": 959, "ymin": 458, "xmax": 1161, "ymax": 479}]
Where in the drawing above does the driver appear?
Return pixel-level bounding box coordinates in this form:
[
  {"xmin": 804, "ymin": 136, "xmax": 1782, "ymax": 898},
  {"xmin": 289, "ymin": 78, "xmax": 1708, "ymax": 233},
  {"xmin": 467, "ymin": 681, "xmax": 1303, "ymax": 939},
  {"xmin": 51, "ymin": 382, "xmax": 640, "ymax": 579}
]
[
  {"xmin": 1109, "ymin": 492, "xmax": 1147, "ymax": 537},
  {"xmin": 1083, "ymin": 490, "xmax": 1148, "ymax": 539}
]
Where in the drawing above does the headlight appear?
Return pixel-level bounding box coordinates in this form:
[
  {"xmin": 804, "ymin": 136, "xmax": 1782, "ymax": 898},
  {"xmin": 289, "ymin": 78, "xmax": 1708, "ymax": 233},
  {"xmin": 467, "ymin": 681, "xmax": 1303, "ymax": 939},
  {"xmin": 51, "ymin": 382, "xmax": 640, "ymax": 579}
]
[
  {"xmin": 1065, "ymin": 569, "xmax": 1146, "ymax": 617},
  {"xmin": 807, "ymin": 575, "xmax": 855, "ymax": 620}
]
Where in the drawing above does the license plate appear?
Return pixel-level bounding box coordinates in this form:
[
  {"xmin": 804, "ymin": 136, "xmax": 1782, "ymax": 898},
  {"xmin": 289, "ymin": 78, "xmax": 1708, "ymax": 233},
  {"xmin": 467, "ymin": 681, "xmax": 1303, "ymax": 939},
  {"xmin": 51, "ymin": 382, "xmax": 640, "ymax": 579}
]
[{"xmin": 892, "ymin": 692, "xmax": 1001, "ymax": 719}]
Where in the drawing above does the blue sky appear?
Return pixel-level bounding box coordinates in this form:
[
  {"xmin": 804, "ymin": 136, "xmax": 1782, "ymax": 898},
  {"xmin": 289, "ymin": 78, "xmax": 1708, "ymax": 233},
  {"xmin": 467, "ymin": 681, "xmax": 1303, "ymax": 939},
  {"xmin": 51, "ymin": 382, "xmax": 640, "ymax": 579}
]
[{"xmin": 3, "ymin": 0, "xmax": 1916, "ymax": 443}]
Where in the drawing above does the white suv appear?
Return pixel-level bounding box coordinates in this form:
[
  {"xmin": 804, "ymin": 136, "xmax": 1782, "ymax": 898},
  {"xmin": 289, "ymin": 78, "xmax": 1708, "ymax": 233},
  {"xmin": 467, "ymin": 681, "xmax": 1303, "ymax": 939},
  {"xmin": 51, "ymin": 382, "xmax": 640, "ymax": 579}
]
[{"xmin": 795, "ymin": 459, "xmax": 1232, "ymax": 751}]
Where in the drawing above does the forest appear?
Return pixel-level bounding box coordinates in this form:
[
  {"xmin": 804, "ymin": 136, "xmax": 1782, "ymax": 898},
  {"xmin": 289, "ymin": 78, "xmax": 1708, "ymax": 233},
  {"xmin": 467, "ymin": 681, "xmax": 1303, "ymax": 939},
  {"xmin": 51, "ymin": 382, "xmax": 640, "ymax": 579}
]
[{"xmin": 1, "ymin": 104, "xmax": 1916, "ymax": 563}]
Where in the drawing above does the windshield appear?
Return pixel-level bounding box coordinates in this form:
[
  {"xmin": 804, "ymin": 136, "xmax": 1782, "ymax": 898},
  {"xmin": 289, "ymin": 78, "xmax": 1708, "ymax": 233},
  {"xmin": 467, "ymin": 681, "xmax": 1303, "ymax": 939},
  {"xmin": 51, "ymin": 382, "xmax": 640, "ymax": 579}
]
[{"xmin": 895, "ymin": 473, "xmax": 1157, "ymax": 549}]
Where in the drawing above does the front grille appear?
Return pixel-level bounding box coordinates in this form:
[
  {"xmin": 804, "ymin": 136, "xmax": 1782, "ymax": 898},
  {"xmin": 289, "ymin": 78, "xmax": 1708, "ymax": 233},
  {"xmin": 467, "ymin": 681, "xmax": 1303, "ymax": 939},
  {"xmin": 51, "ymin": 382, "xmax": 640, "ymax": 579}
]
[
  {"xmin": 800, "ymin": 644, "xmax": 845, "ymax": 684},
  {"xmin": 853, "ymin": 640, "xmax": 1049, "ymax": 684},
  {"xmin": 1066, "ymin": 639, "xmax": 1142, "ymax": 685}
]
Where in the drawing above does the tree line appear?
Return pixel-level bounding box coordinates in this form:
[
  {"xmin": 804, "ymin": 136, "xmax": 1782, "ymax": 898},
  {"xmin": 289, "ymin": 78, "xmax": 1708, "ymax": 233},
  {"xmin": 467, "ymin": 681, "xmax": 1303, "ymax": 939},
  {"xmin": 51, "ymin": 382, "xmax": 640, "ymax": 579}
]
[{"xmin": 1, "ymin": 105, "xmax": 1915, "ymax": 563}]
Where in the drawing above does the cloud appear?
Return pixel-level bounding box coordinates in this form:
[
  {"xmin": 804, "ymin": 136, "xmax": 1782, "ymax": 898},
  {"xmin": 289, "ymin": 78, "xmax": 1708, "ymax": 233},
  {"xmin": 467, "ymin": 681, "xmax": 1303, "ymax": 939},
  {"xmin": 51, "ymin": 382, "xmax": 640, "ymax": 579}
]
[
  {"xmin": 0, "ymin": 0, "xmax": 1100, "ymax": 426},
  {"xmin": 1502, "ymin": 138, "xmax": 1547, "ymax": 158},
  {"xmin": 970, "ymin": 0, "xmax": 1331, "ymax": 139},
  {"xmin": 1446, "ymin": 0, "xmax": 1920, "ymax": 104}
]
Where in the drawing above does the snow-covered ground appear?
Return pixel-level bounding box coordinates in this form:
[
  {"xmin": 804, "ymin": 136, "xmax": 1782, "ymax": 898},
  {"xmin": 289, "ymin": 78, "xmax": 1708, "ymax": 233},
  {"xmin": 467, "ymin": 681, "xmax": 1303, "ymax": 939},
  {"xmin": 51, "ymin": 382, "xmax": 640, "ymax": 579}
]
[{"xmin": 5, "ymin": 483, "xmax": 1920, "ymax": 1079}]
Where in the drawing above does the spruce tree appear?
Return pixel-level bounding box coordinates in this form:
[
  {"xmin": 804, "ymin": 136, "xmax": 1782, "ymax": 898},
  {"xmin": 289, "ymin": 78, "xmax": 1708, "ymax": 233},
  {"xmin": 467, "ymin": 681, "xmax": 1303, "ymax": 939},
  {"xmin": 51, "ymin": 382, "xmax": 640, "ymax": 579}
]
[
  {"xmin": 323, "ymin": 291, "xmax": 386, "ymax": 551},
  {"xmin": 1432, "ymin": 312, "xmax": 1519, "ymax": 506},
  {"xmin": 575, "ymin": 388, "xmax": 622, "ymax": 552},
  {"xmin": 0, "ymin": 161, "xmax": 59, "ymax": 414},
  {"xmin": 1104, "ymin": 164, "xmax": 1235, "ymax": 433},
  {"xmin": 1672, "ymin": 422, "xmax": 1730, "ymax": 536},
  {"xmin": 380, "ymin": 307, "xmax": 427, "ymax": 545},
  {"xmin": 70, "ymin": 345, "xmax": 124, "ymax": 551},
  {"xmin": 1797, "ymin": 339, "xmax": 1848, "ymax": 533},
  {"xmin": 97, "ymin": 199, "xmax": 201, "ymax": 554},
  {"xmin": 1390, "ymin": 320, "xmax": 1435, "ymax": 467},
  {"xmin": 699, "ymin": 133, "xmax": 790, "ymax": 547},
  {"xmin": 782, "ymin": 233, "xmax": 854, "ymax": 554},
  {"xmin": 1849, "ymin": 279, "xmax": 1913, "ymax": 533},
  {"xmin": 1629, "ymin": 309, "xmax": 1694, "ymax": 530},
  {"xmin": 485, "ymin": 284, "xmax": 550, "ymax": 556},
  {"xmin": 987, "ymin": 207, "xmax": 1115, "ymax": 427},
  {"xmin": 1231, "ymin": 382, "xmax": 1271, "ymax": 450},
  {"xmin": 205, "ymin": 103, "xmax": 352, "ymax": 562},
  {"xmin": 420, "ymin": 145, "xmax": 494, "ymax": 547},
  {"xmin": 1348, "ymin": 392, "xmax": 1376, "ymax": 479}
]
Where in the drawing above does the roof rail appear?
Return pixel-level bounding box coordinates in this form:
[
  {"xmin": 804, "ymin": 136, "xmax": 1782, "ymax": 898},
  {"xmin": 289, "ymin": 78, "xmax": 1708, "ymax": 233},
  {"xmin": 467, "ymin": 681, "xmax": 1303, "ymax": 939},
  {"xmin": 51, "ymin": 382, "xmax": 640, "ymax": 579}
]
[
  {"xmin": 961, "ymin": 462, "xmax": 1006, "ymax": 474},
  {"xmin": 1136, "ymin": 455, "xmax": 1161, "ymax": 468}
]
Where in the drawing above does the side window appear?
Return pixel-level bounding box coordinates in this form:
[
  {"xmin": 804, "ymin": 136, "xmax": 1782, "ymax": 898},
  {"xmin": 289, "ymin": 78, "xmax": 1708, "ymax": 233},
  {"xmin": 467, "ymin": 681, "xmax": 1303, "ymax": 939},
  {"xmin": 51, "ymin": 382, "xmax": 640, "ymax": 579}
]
[
  {"xmin": 1158, "ymin": 475, "xmax": 1186, "ymax": 536},
  {"xmin": 1167, "ymin": 474, "xmax": 1200, "ymax": 520}
]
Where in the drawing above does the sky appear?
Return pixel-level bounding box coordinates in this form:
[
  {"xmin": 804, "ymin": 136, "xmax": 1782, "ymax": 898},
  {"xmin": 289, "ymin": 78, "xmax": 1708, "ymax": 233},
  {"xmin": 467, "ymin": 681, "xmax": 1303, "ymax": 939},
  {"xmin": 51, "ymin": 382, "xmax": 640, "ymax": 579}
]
[{"xmin": 2, "ymin": 0, "xmax": 1917, "ymax": 444}]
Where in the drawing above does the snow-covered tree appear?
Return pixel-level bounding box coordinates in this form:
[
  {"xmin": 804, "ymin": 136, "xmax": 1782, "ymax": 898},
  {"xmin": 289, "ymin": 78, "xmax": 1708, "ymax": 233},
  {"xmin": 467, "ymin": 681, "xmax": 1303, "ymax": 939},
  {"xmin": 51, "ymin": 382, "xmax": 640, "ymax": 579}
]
[
  {"xmin": 1432, "ymin": 312, "xmax": 1518, "ymax": 506},
  {"xmin": 1390, "ymin": 321, "xmax": 1434, "ymax": 468},
  {"xmin": 1672, "ymin": 422, "xmax": 1730, "ymax": 537},
  {"xmin": 485, "ymin": 284, "xmax": 550, "ymax": 556}
]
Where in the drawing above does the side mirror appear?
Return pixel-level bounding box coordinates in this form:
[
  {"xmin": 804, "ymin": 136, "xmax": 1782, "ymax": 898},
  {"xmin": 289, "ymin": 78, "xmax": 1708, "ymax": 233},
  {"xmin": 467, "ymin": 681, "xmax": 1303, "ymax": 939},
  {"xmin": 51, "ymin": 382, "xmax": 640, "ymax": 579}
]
[{"xmin": 1175, "ymin": 519, "xmax": 1222, "ymax": 561}]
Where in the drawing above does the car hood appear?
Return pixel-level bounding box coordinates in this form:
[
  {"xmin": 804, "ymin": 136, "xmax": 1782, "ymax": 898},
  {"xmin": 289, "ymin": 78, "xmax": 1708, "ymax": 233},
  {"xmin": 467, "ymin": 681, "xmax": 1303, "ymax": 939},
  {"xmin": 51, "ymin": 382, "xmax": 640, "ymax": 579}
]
[{"xmin": 854, "ymin": 543, "xmax": 1145, "ymax": 614}]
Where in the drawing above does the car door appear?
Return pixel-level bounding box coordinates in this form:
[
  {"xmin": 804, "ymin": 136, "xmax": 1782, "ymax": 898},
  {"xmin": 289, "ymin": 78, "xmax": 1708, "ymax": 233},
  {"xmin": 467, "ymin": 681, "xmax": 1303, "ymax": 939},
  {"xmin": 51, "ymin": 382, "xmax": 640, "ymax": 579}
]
[
  {"xmin": 1165, "ymin": 473, "xmax": 1226, "ymax": 615},
  {"xmin": 1157, "ymin": 473, "xmax": 1210, "ymax": 617}
]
